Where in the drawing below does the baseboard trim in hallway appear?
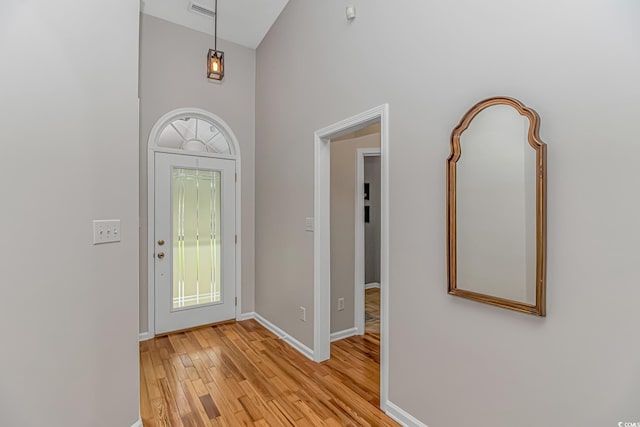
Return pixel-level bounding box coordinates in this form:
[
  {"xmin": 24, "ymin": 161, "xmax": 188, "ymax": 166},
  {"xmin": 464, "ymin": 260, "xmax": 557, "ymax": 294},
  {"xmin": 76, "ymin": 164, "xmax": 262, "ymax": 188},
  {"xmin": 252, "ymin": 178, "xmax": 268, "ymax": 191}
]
[
  {"xmin": 365, "ymin": 282, "xmax": 381, "ymax": 289},
  {"xmin": 241, "ymin": 312, "xmax": 316, "ymax": 361},
  {"xmin": 236, "ymin": 311, "xmax": 256, "ymax": 321},
  {"xmin": 385, "ymin": 401, "xmax": 429, "ymax": 427},
  {"xmin": 330, "ymin": 327, "xmax": 358, "ymax": 342},
  {"xmin": 138, "ymin": 331, "xmax": 154, "ymax": 342}
]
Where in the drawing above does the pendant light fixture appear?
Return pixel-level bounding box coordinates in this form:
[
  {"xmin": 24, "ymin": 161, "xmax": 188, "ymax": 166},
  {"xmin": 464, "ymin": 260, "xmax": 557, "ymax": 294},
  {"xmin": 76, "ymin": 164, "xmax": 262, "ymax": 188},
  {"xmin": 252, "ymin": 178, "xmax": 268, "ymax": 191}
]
[{"xmin": 207, "ymin": 0, "xmax": 224, "ymax": 80}]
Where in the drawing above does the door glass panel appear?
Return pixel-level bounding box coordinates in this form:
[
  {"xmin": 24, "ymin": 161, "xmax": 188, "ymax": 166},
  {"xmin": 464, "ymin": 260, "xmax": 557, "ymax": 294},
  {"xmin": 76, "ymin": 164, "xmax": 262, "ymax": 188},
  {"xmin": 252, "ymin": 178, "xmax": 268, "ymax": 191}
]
[{"xmin": 172, "ymin": 168, "xmax": 222, "ymax": 310}]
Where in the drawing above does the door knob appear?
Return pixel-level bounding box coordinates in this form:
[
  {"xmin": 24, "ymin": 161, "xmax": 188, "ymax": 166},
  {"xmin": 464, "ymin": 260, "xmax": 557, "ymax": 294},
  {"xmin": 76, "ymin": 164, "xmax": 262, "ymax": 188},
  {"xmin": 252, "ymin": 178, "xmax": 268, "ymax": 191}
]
[
  {"xmin": 158, "ymin": 239, "xmax": 165, "ymax": 246},
  {"xmin": 157, "ymin": 252, "xmax": 165, "ymax": 259}
]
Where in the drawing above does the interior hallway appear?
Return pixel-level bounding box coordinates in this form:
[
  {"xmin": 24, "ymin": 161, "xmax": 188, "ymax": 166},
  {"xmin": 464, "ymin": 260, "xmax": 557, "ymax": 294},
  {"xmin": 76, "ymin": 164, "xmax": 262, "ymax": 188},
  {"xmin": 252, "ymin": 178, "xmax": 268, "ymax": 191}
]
[{"xmin": 140, "ymin": 300, "xmax": 394, "ymax": 426}]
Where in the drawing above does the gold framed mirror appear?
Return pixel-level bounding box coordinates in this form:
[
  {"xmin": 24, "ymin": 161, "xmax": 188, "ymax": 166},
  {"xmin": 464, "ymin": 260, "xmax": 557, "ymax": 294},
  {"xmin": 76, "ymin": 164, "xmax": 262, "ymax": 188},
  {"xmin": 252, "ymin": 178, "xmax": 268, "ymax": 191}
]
[{"xmin": 447, "ymin": 96, "xmax": 547, "ymax": 316}]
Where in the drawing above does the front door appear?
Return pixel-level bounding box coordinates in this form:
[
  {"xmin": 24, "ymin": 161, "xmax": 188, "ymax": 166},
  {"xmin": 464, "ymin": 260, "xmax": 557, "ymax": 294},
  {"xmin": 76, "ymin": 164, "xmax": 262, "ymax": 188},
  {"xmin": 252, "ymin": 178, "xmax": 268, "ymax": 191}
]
[{"xmin": 154, "ymin": 152, "xmax": 236, "ymax": 334}]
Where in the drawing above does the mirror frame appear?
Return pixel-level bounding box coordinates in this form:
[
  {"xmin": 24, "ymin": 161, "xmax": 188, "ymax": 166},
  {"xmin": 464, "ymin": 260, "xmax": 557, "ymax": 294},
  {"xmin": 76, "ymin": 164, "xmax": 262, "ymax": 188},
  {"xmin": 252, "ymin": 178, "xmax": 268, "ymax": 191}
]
[{"xmin": 447, "ymin": 96, "xmax": 547, "ymax": 316}]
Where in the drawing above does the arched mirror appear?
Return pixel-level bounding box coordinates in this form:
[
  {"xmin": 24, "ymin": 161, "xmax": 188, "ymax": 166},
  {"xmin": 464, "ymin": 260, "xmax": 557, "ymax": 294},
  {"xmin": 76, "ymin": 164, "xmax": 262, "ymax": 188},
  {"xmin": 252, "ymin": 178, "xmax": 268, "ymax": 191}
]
[{"xmin": 447, "ymin": 97, "xmax": 547, "ymax": 316}]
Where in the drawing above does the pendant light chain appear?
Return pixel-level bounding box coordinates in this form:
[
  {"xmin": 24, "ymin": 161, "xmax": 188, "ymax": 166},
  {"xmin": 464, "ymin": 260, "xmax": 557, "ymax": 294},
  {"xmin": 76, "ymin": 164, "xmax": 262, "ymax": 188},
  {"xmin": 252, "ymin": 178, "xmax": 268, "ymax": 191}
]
[{"xmin": 214, "ymin": 0, "xmax": 218, "ymax": 52}]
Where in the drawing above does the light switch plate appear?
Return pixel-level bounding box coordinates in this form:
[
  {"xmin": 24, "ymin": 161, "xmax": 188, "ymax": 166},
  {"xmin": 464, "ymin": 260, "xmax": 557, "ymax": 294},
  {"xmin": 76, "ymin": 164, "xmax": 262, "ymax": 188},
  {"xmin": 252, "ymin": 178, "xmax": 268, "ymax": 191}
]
[
  {"xmin": 93, "ymin": 220, "xmax": 121, "ymax": 244},
  {"xmin": 305, "ymin": 217, "xmax": 314, "ymax": 232}
]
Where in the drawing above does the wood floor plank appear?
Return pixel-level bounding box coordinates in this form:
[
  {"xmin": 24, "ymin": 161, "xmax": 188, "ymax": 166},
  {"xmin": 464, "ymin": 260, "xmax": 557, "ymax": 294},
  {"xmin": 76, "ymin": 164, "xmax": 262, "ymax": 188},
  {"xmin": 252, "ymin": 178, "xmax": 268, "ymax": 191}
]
[
  {"xmin": 199, "ymin": 394, "xmax": 221, "ymax": 419},
  {"xmin": 203, "ymin": 380, "xmax": 247, "ymax": 426},
  {"xmin": 232, "ymin": 408, "xmax": 256, "ymax": 426},
  {"xmin": 140, "ymin": 354, "xmax": 158, "ymax": 427},
  {"xmin": 238, "ymin": 380, "xmax": 287, "ymax": 427},
  {"xmin": 159, "ymin": 377, "xmax": 186, "ymax": 426},
  {"xmin": 192, "ymin": 378, "xmax": 209, "ymax": 397},
  {"xmin": 140, "ymin": 290, "xmax": 398, "ymax": 426},
  {"xmin": 266, "ymin": 399, "xmax": 300, "ymax": 426},
  {"xmin": 293, "ymin": 399, "xmax": 329, "ymax": 426},
  {"xmin": 208, "ymin": 368, "xmax": 246, "ymax": 413},
  {"xmin": 163, "ymin": 358, "xmax": 191, "ymax": 413},
  {"xmin": 184, "ymin": 380, "xmax": 214, "ymax": 427},
  {"xmin": 141, "ymin": 352, "xmax": 162, "ymax": 401},
  {"xmin": 238, "ymin": 394, "xmax": 264, "ymax": 422}
]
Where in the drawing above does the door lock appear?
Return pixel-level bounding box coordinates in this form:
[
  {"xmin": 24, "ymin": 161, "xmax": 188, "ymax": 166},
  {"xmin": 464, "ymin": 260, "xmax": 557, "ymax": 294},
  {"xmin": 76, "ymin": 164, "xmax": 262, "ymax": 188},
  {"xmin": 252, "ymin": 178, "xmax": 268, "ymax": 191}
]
[
  {"xmin": 157, "ymin": 239, "xmax": 165, "ymax": 246},
  {"xmin": 157, "ymin": 252, "xmax": 165, "ymax": 259}
]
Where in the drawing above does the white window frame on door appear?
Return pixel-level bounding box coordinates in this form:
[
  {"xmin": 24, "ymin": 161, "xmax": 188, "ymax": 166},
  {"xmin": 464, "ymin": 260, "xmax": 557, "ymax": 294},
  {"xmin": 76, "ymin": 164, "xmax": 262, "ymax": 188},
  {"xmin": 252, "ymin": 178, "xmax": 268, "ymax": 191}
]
[
  {"xmin": 313, "ymin": 104, "xmax": 390, "ymax": 411},
  {"xmin": 146, "ymin": 107, "xmax": 242, "ymax": 338}
]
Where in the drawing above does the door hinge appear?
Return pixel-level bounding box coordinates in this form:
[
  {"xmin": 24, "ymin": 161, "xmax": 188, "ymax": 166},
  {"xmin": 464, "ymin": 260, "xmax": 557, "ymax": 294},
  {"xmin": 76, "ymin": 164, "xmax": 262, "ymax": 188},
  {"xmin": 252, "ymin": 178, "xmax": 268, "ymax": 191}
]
[
  {"xmin": 235, "ymin": 172, "xmax": 237, "ymax": 182},
  {"xmin": 235, "ymin": 235, "xmax": 238, "ymax": 244},
  {"xmin": 235, "ymin": 297, "xmax": 238, "ymax": 306}
]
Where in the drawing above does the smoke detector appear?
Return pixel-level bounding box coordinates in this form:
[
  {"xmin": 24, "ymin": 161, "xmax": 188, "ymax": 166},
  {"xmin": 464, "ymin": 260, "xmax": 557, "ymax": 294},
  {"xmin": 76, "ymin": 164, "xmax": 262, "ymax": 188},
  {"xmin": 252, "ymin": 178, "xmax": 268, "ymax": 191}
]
[{"xmin": 346, "ymin": 5, "xmax": 356, "ymax": 21}]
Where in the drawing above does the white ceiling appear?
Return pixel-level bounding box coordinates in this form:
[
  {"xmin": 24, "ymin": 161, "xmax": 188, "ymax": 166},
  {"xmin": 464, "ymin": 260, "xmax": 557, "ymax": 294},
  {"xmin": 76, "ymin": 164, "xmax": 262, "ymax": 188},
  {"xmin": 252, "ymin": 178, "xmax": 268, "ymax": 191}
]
[{"xmin": 141, "ymin": 0, "xmax": 289, "ymax": 49}]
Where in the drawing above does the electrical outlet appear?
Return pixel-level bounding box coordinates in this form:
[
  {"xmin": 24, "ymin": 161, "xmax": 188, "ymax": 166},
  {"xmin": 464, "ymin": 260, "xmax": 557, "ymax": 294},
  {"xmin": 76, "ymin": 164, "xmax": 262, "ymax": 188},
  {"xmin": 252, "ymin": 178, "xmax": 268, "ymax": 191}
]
[
  {"xmin": 299, "ymin": 306, "xmax": 306, "ymax": 322},
  {"xmin": 93, "ymin": 220, "xmax": 121, "ymax": 244},
  {"xmin": 338, "ymin": 298, "xmax": 345, "ymax": 311}
]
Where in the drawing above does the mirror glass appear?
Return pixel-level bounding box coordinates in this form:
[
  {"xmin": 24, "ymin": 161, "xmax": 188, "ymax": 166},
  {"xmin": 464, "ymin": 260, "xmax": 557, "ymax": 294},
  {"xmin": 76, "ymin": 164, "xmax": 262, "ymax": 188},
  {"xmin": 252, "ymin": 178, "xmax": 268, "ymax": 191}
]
[
  {"xmin": 456, "ymin": 105, "xmax": 537, "ymax": 304},
  {"xmin": 447, "ymin": 96, "xmax": 546, "ymax": 316}
]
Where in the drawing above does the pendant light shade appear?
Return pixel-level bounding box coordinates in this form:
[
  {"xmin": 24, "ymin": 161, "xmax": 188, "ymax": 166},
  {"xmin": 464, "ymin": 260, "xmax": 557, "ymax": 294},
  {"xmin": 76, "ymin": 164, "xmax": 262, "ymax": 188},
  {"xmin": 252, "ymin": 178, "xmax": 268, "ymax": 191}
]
[
  {"xmin": 207, "ymin": 0, "xmax": 224, "ymax": 81},
  {"xmin": 207, "ymin": 49, "xmax": 224, "ymax": 80}
]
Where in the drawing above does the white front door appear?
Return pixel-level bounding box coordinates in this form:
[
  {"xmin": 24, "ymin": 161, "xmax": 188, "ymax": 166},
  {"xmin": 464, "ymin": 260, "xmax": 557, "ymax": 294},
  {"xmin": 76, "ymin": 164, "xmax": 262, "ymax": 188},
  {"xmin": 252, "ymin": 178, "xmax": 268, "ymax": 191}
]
[{"xmin": 154, "ymin": 152, "xmax": 236, "ymax": 334}]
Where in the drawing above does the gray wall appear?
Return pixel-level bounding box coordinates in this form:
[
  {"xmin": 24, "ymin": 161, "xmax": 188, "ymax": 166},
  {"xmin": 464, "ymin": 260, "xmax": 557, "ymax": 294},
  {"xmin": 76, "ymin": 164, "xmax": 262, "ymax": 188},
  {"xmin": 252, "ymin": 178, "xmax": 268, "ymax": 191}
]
[
  {"xmin": 330, "ymin": 134, "xmax": 380, "ymax": 334},
  {"xmin": 139, "ymin": 15, "xmax": 256, "ymax": 333},
  {"xmin": 255, "ymin": 0, "xmax": 640, "ymax": 425},
  {"xmin": 0, "ymin": 1, "xmax": 140, "ymax": 426},
  {"xmin": 364, "ymin": 156, "xmax": 381, "ymax": 284}
]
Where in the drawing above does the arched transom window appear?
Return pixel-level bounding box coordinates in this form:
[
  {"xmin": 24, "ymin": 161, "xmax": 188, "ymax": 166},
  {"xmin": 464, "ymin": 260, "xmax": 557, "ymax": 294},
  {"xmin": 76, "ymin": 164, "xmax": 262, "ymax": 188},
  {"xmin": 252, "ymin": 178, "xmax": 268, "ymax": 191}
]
[{"xmin": 157, "ymin": 116, "xmax": 232, "ymax": 155}]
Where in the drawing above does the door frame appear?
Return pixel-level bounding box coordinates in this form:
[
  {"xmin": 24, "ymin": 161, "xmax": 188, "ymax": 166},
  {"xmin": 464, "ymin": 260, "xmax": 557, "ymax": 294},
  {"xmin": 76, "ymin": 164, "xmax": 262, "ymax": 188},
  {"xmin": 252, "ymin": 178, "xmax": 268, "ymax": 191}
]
[
  {"xmin": 146, "ymin": 107, "xmax": 242, "ymax": 338},
  {"xmin": 354, "ymin": 148, "xmax": 381, "ymax": 336},
  {"xmin": 313, "ymin": 104, "xmax": 390, "ymax": 410}
]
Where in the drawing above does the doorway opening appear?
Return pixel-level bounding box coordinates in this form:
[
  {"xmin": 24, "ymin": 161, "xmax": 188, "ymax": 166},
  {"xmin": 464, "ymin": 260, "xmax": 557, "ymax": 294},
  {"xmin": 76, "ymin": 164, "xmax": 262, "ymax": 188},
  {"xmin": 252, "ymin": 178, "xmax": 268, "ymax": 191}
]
[
  {"xmin": 356, "ymin": 148, "xmax": 381, "ymax": 336},
  {"xmin": 313, "ymin": 104, "xmax": 390, "ymax": 411},
  {"xmin": 329, "ymin": 130, "xmax": 381, "ymax": 338},
  {"xmin": 146, "ymin": 108, "xmax": 242, "ymax": 336}
]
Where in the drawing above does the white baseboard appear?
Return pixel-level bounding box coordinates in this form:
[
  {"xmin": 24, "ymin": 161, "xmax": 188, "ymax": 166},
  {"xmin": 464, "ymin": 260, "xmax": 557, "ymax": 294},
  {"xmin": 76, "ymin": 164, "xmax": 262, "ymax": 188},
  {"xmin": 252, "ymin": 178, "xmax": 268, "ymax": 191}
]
[
  {"xmin": 138, "ymin": 331, "xmax": 154, "ymax": 342},
  {"xmin": 253, "ymin": 313, "xmax": 315, "ymax": 361},
  {"xmin": 365, "ymin": 282, "xmax": 381, "ymax": 290},
  {"xmin": 384, "ymin": 401, "xmax": 429, "ymax": 427},
  {"xmin": 131, "ymin": 417, "xmax": 143, "ymax": 427},
  {"xmin": 236, "ymin": 312, "xmax": 256, "ymax": 321},
  {"xmin": 330, "ymin": 327, "xmax": 358, "ymax": 342}
]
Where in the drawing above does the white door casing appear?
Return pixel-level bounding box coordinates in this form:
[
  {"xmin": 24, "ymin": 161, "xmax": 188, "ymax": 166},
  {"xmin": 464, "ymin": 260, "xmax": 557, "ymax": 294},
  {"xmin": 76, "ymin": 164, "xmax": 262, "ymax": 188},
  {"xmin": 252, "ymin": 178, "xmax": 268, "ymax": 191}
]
[
  {"xmin": 313, "ymin": 104, "xmax": 390, "ymax": 410},
  {"xmin": 146, "ymin": 108, "xmax": 242, "ymax": 338}
]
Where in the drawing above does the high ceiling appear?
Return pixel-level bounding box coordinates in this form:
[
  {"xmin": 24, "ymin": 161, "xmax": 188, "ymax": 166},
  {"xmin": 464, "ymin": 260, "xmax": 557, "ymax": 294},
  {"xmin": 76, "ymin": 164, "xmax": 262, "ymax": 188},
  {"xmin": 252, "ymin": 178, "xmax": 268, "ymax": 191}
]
[{"xmin": 141, "ymin": 0, "xmax": 289, "ymax": 49}]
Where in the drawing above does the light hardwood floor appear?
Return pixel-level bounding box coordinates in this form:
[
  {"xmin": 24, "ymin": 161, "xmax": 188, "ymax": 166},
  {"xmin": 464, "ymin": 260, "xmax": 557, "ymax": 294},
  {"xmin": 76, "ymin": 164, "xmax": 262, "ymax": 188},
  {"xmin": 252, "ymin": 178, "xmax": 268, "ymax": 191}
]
[
  {"xmin": 140, "ymin": 304, "xmax": 396, "ymax": 426},
  {"xmin": 365, "ymin": 288, "xmax": 380, "ymax": 335}
]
